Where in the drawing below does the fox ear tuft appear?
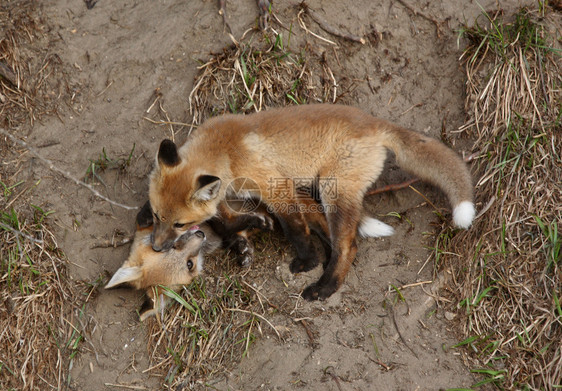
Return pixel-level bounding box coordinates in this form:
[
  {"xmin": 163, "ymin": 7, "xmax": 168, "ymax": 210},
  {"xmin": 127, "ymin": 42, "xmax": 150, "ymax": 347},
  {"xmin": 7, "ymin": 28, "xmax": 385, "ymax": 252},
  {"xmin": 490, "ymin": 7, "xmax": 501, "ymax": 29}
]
[
  {"xmin": 158, "ymin": 139, "xmax": 180, "ymax": 167},
  {"xmin": 193, "ymin": 175, "xmax": 221, "ymax": 202},
  {"xmin": 105, "ymin": 266, "xmax": 143, "ymax": 289}
]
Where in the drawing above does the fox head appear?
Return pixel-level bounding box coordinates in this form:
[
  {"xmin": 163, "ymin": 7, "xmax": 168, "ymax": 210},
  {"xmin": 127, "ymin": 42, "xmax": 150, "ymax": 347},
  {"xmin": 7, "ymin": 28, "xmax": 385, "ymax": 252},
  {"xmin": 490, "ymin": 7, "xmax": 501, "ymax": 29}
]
[
  {"xmin": 105, "ymin": 201, "xmax": 207, "ymax": 320},
  {"xmin": 105, "ymin": 228, "xmax": 205, "ymax": 290},
  {"xmin": 148, "ymin": 139, "xmax": 224, "ymax": 252}
]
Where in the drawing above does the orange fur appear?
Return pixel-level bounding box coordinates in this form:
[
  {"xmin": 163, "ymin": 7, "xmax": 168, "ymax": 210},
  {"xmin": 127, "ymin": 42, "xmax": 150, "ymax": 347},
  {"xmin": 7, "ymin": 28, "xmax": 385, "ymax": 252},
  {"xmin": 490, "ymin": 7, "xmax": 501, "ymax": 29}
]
[
  {"xmin": 105, "ymin": 199, "xmax": 274, "ymax": 319},
  {"xmin": 105, "ymin": 225, "xmax": 211, "ymax": 320},
  {"xmin": 149, "ymin": 104, "xmax": 474, "ymax": 300}
]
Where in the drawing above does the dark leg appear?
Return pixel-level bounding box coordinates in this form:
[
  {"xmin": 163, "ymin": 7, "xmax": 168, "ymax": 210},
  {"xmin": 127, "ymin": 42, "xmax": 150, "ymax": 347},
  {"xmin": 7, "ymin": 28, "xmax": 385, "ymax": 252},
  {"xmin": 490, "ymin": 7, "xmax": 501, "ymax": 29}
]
[
  {"xmin": 208, "ymin": 202, "xmax": 274, "ymax": 266},
  {"xmin": 301, "ymin": 203, "xmax": 360, "ymax": 301},
  {"xmin": 298, "ymin": 197, "xmax": 333, "ymax": 264},
  {"xmin": 226, "ymin": 231, "xmax": 259, "ymax": 267},
  {"xmin": 279, "ymin": 214, "xmax": 321, "ymax": 273},
  {"xmin": 265, "ymin": 197, "xmax": 320, "ymax": 273}
]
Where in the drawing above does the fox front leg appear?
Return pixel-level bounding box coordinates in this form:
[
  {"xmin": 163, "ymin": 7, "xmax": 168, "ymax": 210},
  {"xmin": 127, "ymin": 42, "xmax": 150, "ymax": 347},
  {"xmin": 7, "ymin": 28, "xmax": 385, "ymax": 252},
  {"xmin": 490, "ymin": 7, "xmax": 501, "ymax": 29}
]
[
  {"xmin": 268, "ymin": 201, "xmax": 321, "ymax": 273},
  {"xmin": 209, "ymin": 203, "xmax": 274, "ymax": 267}
]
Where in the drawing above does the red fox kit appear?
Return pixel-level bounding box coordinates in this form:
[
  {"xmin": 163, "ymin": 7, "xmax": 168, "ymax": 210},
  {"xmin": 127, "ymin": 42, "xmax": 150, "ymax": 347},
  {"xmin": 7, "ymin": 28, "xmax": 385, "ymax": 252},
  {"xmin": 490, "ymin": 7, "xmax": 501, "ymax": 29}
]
[
  {"xmin": 105, "ymin": 201, "xmax": 213, "ymax": 320},
  {"xmin": 148, "ymin": 104, "xmax": 475, "ymax": 301},
  {"xmin": 106, "ymin": 200, "xmax": 273, "ymax": 320}
]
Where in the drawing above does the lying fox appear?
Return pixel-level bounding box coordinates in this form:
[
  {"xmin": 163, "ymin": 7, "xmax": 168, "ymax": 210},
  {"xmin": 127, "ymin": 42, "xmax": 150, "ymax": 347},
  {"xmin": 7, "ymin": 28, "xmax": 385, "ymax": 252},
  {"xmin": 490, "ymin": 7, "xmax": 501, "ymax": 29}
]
[
  {"xmin": 148, "ymin": 104, "xmax": 475, "ymax": 301},
  {"xmin": 106, "ymin": 200, "xmax": 273, "ymax": 320}
]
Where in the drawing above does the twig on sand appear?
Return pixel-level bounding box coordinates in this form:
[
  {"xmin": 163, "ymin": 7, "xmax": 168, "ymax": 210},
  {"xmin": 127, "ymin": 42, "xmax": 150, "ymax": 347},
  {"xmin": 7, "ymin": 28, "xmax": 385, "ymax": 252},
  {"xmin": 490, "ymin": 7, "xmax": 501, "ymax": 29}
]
[
  {"xmin": 90, "ymin": 235, "xmax": 134, "ymax": 249},
  {"xmin": 297, "ymin": 318, "xmax": 315, "ymax": 345},
  {"xmin": 300, "ymin": 1, "xmax": 366, "ymax": 44},
  {"xmin": 395, "ymin": 0, "xmax": 442, "ymax": 37},
  {"xmin": 323, "ymin": 366, "xmax": 344, "ymax": 391},
  {"xmin": 368, "ymin": 357, "xmax": 394, "ymax": 371},
  {"xmin": 219, "ymin": 0, "xmax": 233, "ymax": 34},
  {"xmin": 389, "ymin": 303, "xmax": 419, "ymax": 359},
  {"xmin": 366, "ymin": 178, "xmax": 420, "ymax": 196},
  {"xmin": 104, "ymin": 383, "xmax": 148, "ymax": 390},
  {"xmin": 0, "ymin": 128, "xmax": 138, "ymax": 211},
  {"xmin": 407, "ymin": 185, "xmax": 440, "ymax": 215}
]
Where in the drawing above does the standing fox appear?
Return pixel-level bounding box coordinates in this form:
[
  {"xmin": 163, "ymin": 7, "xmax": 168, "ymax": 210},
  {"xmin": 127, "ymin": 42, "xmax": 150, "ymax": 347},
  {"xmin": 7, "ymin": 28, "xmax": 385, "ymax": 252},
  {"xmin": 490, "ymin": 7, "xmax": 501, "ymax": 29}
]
[{"xmin": 149, "ymin": 104, "xmax": 475, "ymax": 300}]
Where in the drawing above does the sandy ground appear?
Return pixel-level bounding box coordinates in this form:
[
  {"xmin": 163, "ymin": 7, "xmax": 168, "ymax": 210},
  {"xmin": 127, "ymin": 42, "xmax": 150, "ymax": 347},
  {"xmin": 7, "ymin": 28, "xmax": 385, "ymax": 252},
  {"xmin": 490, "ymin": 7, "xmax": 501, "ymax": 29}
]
[{"xmin": 13, "ymin": 0, "xmax": 533, "ymax": 389}]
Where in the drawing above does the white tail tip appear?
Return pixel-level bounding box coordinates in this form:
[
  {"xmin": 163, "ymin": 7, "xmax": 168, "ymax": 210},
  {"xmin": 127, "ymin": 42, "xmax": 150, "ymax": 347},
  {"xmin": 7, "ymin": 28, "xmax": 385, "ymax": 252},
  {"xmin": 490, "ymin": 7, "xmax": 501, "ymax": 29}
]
[
  {"xmin": 453, "ymin": 201, "xmax": 475, "ymax": 229},
  {"xmin": 358, "ymin": 216, "xmax": 395, "ymax": 238}
]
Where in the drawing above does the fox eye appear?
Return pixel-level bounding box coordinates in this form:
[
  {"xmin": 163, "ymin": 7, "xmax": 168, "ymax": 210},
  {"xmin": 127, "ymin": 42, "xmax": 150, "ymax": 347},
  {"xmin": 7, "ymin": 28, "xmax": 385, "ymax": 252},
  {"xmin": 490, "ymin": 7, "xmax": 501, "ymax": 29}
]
[
  {"xmin": 186, "ymin": 259, "xmax": 194, "ymax": 270},
  {"xmin": 174, "ymin": 222, "xmax": 187, "ymax": 229}
]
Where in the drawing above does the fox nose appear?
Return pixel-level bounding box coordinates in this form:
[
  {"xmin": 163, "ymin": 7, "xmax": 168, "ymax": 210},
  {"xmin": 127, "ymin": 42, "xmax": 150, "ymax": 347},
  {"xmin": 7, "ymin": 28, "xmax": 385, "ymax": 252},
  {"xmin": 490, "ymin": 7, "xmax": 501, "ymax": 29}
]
[
  {"xmin": 150, "ymin": 232, "xmax": 163, "ymax": 252},
  {"xmin": 152, "ymin": 241, "xmax": 174, "ymax": 252},
  {"xmin": 152, "ymin": 243, "xmax": 163, "ymax": 252}
]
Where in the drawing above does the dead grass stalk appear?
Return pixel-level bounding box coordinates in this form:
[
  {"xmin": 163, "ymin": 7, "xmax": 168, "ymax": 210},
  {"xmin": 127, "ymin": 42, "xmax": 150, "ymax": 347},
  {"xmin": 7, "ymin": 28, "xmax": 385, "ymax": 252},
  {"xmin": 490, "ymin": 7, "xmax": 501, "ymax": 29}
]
[
  {"xmin": 1, "ymin": 1, "xmax": 74, "ymax": 129},
  {"xmin": 187, "ymin": 30, "xmax": 352, "ymax": 128},
  {"xmin": 0, "ymin": 207, "xmax": 84, "ymax": 390},
  {"xmin": 1, "ymin": 2, "xmax": 87, "ymax": 389},
  {"xmin": 440, "ymin": 7, "xmax": 561, "ymax": 390}
]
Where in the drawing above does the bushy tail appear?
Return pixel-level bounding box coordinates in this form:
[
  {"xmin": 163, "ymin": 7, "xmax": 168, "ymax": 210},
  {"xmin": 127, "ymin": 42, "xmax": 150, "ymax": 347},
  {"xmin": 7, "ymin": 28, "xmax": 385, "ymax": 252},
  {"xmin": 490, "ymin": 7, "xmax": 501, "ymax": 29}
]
[{"xmin": 380, "ymin": 123, "xmax": 475, "ymax": 228}]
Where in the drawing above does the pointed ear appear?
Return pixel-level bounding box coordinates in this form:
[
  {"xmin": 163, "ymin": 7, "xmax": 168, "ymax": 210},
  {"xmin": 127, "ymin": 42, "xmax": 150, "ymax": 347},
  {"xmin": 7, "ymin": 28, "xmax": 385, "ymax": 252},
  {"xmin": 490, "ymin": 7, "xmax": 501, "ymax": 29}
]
[
  {"xmin": 105, "ymin": 266, "xmax": 143, "ymax": 289},
  {"xmin": 192, "ymin": 175, "xmax": 221, "ymax": 202},
  {"xmin": 157, "ymin": 139, "xmax": 180, "ymax": 167}
]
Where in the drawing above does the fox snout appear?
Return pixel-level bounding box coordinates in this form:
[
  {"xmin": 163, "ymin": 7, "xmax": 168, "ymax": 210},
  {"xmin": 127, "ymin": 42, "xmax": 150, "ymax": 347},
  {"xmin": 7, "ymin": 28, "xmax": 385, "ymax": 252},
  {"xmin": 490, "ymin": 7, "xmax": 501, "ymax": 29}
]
[
  {"xmin": 151, "ymin": 239, "xmax": 172, "ymax": 252},
  {"xmin": 151, "ymin": 222, "xmax": 181, "ymax": 252},
  {"xmin": 172, "ymin": 230, "xmax": 206, "ymax": 251},
  {"xmin": 151, "ymin": 230, "xmax": 205, "ymax": 252}
]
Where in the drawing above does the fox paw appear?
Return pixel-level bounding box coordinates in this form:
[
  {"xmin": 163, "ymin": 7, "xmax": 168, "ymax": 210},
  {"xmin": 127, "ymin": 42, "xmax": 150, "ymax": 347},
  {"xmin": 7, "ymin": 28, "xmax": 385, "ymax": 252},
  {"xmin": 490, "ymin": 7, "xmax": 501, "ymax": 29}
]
[
  {"xmin": 301, "ymin": 282, "xmax": 337, "ymax": 301},
  {"xmin": 249, "ymin": 213, "xmax": 274, "ymax": 231},
  {"xmin": 238, "ymin": 253, "xmax": 253, "ymax": 267},
  {"xmin": 289, "ymin": 256, "xmax": 319, "ymax": 273},
  {"xmin": 233, "ymin": 236, "xmax": 254, "ymax": 267}
]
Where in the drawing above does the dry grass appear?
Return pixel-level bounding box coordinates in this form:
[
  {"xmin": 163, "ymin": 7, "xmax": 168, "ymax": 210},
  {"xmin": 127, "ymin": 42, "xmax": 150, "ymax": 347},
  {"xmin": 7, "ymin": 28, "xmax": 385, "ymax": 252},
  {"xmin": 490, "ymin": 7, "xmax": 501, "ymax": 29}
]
[
  {"xmin": 144, "ymin": 255, "xmax": 279, "ymax": 389},
  {"xmin": 1, "ymin": 2, "xmax": 86, "ymax": 390},
  {"xmin": 144, "ymin": 230, "xmax": 294, "ymax": 389},
  {"xmin": 438, "ymin": 6, "xmax": 561, "ymax": 390},
  {"xmin": 187, "ymin": 29, "xmax": 352, "ymax": 126},
  {"xmin": 0, "ymin": 0, "xmax": 72, "ymax": 128},
  {"xmin": 0, "ymin": 205, "xmax": 84, "ymax": 390}
]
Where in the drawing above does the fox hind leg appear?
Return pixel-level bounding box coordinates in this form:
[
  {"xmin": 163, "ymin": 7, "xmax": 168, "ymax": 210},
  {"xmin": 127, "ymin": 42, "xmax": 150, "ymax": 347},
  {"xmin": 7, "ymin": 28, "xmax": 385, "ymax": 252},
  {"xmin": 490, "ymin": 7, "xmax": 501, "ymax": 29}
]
[{"xmin": 301, "ymin": 201, "xmax": 360, "ymax": 301}]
